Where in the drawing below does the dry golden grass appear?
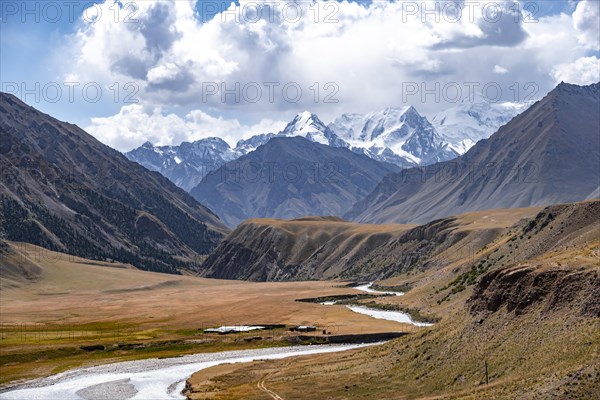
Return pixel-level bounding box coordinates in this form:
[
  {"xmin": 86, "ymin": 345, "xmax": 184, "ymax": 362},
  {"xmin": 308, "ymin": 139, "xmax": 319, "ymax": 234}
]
[
  {"xmin": 450, "ymin": 206, "xmax": 543, "ymax": 231},
  {"xmin": 0, "ymin": 242, "xmax": 412, "ymax": 385},
  {"xmin": 0, "ymin": 242, "xmax": 408, "ymax": 333}
]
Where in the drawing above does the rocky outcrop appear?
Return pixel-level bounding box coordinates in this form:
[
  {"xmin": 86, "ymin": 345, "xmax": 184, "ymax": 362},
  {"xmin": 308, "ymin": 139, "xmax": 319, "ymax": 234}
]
[
  {"xmin": 468, "ymin": 201, "xmax": 600, "ymax": 317},
  {"xmin": 469, "ymin": 265, "xmax": 600, "ymax": 317}
]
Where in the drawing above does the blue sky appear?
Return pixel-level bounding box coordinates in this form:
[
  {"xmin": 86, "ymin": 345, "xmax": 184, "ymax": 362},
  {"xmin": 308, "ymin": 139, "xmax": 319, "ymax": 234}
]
[{"xmin": 1, "ymin": 1, "xmax": 598, "ymax": 150}]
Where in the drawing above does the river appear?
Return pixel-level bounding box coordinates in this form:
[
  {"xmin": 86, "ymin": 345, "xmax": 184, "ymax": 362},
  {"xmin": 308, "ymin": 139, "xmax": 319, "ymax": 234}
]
[
  {"xmin": 0, "ymin": 344, "xmax": 376, "ymax": 400},
  {"xmin": 353, "ymin": 282, "xmax": 404, "ymax": 296}
]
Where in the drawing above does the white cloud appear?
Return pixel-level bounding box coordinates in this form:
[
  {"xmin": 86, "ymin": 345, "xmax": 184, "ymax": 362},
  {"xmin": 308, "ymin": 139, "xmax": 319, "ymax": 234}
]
[
  {"xmin": 58, "ymin": 0, "xmax": 599, "ymax": 146},
  {"xmin": 551, "ymin": 56, "xmax": 600, "ymax": 85},
  {"xmin": 85, "ymin": 105, "xmax": 286, "ymax": 152},
  {"xmin": 572, "ymin": 0, "xmax": 600, "ymax": 50}
]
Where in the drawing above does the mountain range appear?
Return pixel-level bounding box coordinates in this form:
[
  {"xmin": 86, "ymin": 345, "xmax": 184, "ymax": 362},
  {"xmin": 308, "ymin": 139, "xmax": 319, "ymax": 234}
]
[
  {"xmin": 328, "ymin": 106, "xmax": 458, "ymax": 165},
  {"xmin": 347, "ymin": 82, "xmax": 600, "ymax": 224},
  {"xmin": 197, "ymin": 81, "xmax": 600, "ymax": 279},
  {"xmin": 0, "ymin": 92, "xmax": 229, "ymax": 274},
  {"xmin": 190, "ymin": 136, "xmax": 400, "ymax": 227},
  {"xmin": 126, "ymin": 101, "xmax": 526, "ymax": 191},
  {"xmin": 2, "ymin": 82, "xmax": 597, "ymax": 273}
]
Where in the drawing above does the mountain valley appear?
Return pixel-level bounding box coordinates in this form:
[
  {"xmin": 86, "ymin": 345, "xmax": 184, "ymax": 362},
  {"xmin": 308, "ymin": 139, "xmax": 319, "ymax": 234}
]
[{"xmin": 1, "ymin": 82, "xmax": 598, "ymax": 399}]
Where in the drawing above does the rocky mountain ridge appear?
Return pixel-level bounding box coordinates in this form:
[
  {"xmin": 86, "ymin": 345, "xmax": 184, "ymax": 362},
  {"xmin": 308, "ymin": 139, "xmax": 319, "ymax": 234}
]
[{"xmin": 0, "ymin": 92, "xmax": 229, "ymax": 273}]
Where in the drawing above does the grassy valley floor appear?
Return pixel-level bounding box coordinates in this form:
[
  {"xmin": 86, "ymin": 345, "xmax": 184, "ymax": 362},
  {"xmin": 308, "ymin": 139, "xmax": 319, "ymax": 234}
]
[
  {"xmin": 2, "ymin": 201, "xmax": 599, "ymax": 398},
  {"xmin": 0, "ymin": 242, "xmax": 418, "ymax": 387}
]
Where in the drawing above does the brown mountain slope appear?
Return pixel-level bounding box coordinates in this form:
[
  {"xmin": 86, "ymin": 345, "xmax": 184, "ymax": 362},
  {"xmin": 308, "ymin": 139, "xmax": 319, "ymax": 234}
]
[
  {"xmin": 199, "ymin": 207, "xmax": 542, "ymax": 281},
  {"xmin": 186, "ymin": 200, "xmax": 600, "ymax": 399},
  {"xmin": 347, "ymin": 82, "xmax": 600, "ymax": 224},
  {"xmin": 199, "ymin": 217, "xmax": 413, "ymax": 281},
  {"xmin": 0, "ymin": 93, "xmax": 229, "ymax": 273},
  {"xmin": 0, "ymin": 241, "xmax": 137, "ymax": 290},
  {"xmin": 191, "ymin": 136, "xmax": 401, "ymax": 227}
]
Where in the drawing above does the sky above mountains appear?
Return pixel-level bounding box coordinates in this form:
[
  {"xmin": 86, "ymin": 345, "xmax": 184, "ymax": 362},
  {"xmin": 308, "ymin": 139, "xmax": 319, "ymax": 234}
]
[{"xmin": 1, "ymin": 0, "xmax": 599, "ymax": 151}]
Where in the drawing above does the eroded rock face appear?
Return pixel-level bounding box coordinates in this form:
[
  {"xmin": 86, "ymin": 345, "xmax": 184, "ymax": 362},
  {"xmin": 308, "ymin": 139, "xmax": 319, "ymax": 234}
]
[
  {"xmin": 468, "ymin": 200, "xmax": 600, "ymax": 317},
  {"xmin": 469, "ymin": 265, "xmax": 600, "ymax": 317}
]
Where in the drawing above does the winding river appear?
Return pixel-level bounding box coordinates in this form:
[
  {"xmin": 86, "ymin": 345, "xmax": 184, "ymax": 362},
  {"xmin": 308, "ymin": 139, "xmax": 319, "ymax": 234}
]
[
  {"xmin": 0, "ymin": 344, "xmax": 375, "ymax": 400},
  {"xmin": 2, "ymin": 282, "xmax": 430, "ymax": 399},
  {"xmin": 353, "ymin": 282, "xmax": 404, "ymax": 296},
  {"xmin": 314, "ymin": 283, "xmax": 431, "ymax": 327},
  {"xmin": 346, "ymin": 306, "xmax": 434, "ymax": 327}
]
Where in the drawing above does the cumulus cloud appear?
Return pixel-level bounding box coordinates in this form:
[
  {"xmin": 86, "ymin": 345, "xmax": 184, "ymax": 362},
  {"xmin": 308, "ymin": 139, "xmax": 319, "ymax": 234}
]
[
  {"xmin": 572, "ymin": 0, "xmax": 600, "ymax": 50},
  {"xmin": 85, "ymin": 105, "xmax": 286, "ymax": 151},
  {"xmin": 551, "ymin": 56, "xmax": 600, "ymax": 85},
  {"xmin": 58, "ymin": 0, "xmax": 599, "ymax": 146},
  {"xmin": 429, "ymin": 0, "xmax": 528, "ymax": 49}
]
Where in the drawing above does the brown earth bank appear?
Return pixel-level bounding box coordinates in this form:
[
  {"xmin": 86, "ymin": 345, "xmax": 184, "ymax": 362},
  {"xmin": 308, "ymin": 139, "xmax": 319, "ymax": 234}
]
[{"xmin": 185, "ymin": 200, "xmax": 600, "ymax": 399}]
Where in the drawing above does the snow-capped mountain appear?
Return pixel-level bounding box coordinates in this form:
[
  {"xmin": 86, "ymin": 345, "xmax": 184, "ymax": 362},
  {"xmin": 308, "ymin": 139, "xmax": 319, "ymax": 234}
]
[
  {"xmin": 233, "ymin": 112, "xmax": 347, "ymax": 154},
  {"xmin": 125, "ymin": 137, "xmax": 238, "ymax": 191},
  {"xmin": 234, "ymin": 133, "xmax": 277, "ymax": 156},
  {"xmin": 125, "ymin": 113, "xmax": 343, "ymax": 191},
  {"xmin": 281, "ymin": 111, "xmax": 329, "ymax": 144},
  {"xmin": 328, "ymin": 106, "xmax": 458, "ymax": 166},
  {"xmin": 431, "ymin": 99, "xmax": 531, "ymax": 154},
  {"xmin": 127, "ymin": 101, "xmax": 531, "ymax": 192},
  {"xmin": 279, "ymin": 111, "xmax": 347, "ymax": 147},
  {"xmin": 273, "ymin": 109, "xmax": 454, "ymax": 166}
]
